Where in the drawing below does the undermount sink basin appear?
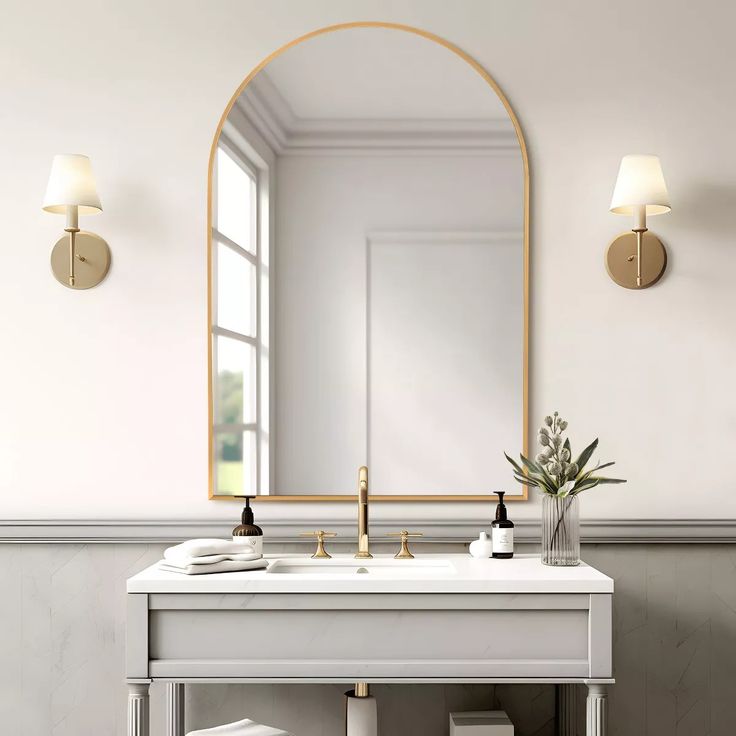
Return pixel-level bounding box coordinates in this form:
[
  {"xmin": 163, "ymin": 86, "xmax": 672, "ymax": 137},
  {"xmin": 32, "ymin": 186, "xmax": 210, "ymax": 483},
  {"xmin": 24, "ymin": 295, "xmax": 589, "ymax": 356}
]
[{"xmin": 267, "ymin": 557, "xmax": 456, "ymax": 577}]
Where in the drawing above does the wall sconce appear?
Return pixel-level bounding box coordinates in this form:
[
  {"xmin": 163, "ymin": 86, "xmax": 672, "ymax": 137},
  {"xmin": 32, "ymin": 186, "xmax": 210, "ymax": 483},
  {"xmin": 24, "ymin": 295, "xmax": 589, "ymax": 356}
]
[
  {"xmin": 42, "ymin": 154, "xmax": 111, "ymax": 289},
  {"xmin": 606, "ymin": 154, "xmax": 670, "ymax": 289}
]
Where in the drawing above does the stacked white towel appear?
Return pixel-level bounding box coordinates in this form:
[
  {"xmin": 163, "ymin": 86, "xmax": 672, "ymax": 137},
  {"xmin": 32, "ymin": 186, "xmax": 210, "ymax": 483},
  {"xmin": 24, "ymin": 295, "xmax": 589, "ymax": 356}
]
[
  {"xmin": 160, "ymin": 538, "xmax": 268, "ymax": 575},
  {"xmin": 186, "ymin": 718, "xmax": 291, "ymax": 735}
]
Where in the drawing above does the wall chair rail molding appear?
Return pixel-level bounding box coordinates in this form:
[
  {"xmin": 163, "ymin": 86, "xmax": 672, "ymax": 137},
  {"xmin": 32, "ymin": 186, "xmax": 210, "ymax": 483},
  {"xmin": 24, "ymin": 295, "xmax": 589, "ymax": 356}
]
[{"xmin": 3, "ymin": 518, "xmax": 736, "ymax": 543}]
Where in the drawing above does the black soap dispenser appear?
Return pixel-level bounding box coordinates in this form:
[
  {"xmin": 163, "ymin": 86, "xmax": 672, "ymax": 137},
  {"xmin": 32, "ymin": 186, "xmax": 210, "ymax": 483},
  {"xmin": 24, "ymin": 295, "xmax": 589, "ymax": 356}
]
[
  {"xmin": 491, "ymin": 491, "xmax": 514, "ymax": 559},
  {"xmin": 232, "ymin": 496, "xmax": 263, "ymax": 555}
]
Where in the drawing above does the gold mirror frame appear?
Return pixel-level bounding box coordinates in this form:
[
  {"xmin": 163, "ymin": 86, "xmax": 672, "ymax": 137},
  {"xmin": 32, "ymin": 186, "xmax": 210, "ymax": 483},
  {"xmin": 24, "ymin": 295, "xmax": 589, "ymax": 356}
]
[{"xmin": 207, "ymin": 21, "xmax": 530, "ymax": 502}]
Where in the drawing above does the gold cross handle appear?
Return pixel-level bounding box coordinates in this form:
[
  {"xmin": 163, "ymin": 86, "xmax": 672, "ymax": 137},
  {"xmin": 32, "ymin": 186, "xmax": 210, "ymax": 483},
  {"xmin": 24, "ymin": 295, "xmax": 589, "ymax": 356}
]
[
  {"xmin": 299, "ymin": 530, "xmax": 337, "ymax": 559},
  {"xmin": 387, "ymin": 530, "xmax": 423, "ymax": 559}
]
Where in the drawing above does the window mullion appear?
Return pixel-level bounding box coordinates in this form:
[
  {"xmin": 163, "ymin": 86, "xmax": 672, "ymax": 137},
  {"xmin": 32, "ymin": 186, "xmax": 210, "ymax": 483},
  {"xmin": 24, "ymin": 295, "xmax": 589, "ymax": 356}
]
[
  {"xmin": 214, "ymin": 423, "xmax": 257, "ymax": 433},
  {"xmin": 212, "ymin": 325, "xmax": 256, "ymax": 345},
  {"xmin": 212, "ymin": 229, "xmax": 257, "ymax": 264}
]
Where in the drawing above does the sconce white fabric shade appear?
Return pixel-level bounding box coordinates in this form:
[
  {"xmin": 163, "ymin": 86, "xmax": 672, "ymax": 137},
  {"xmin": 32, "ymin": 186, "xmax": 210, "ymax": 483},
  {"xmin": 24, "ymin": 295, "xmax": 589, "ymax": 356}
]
[
  {"xmin": 42, "ymin": 154, "xmax": 102, "ymax": 215},
  {"xmin": 610, "ymin": 154, "xmax": 670, "ymax": 216}
]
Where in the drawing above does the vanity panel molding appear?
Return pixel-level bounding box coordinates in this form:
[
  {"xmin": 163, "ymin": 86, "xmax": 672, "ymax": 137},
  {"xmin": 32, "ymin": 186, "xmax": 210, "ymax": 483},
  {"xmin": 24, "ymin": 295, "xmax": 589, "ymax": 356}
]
[{"xmin": 145, "ymin": 592, "xmax": 599, "ymax": 680}]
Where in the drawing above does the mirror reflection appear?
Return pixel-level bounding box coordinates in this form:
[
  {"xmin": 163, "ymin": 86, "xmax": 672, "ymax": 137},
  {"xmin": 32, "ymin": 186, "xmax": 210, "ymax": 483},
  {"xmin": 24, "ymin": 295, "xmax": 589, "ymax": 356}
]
[{"xmin": 210, "ymin": 26, "xmax": 526, "ymax": 498}]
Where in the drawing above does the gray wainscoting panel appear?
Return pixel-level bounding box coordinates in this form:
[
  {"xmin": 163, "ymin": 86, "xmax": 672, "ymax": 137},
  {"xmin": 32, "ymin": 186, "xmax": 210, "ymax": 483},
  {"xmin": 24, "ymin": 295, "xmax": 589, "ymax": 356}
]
[{"xmin": 1, "ymin": 541, "xmax": 735, "ymax": 736}]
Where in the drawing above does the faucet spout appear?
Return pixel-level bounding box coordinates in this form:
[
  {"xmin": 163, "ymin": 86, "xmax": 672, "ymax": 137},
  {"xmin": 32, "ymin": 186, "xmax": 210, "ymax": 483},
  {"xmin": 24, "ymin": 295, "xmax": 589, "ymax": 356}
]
[{"xmin": 355, "ymin": 466, "xmax": 372, "ymax": 559}]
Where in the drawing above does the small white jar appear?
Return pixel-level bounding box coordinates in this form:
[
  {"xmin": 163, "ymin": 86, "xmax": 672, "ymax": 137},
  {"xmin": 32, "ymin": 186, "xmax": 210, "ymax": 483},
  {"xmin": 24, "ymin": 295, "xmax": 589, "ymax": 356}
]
[{"xmin": 469, "ymin": 531, "xmax": 493, "ymax": 559}]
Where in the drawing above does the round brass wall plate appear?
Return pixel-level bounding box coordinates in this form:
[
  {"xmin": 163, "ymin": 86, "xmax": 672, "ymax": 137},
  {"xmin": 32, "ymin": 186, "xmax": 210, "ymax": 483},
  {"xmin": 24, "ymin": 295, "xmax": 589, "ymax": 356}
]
[
  {"xmin": 605, "ymin": 231, "xmax": 667, "ymax": 289},
  {"xmin": 50, "ymin": 231, "xmax": 111, "ymax": 289}
]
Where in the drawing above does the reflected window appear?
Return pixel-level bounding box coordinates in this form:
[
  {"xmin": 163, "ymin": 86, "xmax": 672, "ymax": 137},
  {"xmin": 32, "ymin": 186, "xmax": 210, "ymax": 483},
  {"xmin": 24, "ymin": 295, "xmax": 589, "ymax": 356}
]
[{"xmin": 211, "ymin": 143, "xmax": 267, "ymax": 495}]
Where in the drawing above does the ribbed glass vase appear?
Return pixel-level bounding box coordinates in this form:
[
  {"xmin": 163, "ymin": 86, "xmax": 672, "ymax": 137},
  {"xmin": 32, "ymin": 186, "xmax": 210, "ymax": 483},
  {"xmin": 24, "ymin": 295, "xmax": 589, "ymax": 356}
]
[{"xmin": 541, "ymin": 494, "xmax": 580, "ymax": 566}]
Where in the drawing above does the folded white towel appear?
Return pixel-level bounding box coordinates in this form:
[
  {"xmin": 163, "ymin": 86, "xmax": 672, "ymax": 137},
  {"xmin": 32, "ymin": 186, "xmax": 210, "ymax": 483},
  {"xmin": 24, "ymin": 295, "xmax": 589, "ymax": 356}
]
[
  {"xmin": 186, "ymin": 718, "xmax": 290, "ymax": 735},
  {"xmin": 164, "ymin": 538, "xmax": 260, "ymax": 562},
  {"xmin": 160, "ymin": 558, "xmax": 268, "ymax": 575},
  {"xmin": 165, "ymin": 552, "xmax": 262, "ymax": 566}
]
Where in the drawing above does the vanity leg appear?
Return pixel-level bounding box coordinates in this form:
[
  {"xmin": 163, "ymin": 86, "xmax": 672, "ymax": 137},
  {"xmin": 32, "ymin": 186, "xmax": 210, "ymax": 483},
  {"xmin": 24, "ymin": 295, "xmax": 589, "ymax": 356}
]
[
  {"xmin": 167, "ymin": 682, "xmax": 186, "ymax": 736},
  {"xmin": 556, "ymin": 683, "xmax": 577, "ymax": 736},
  {"xmin": 127, "ymin": 683, "xmax": 150, "ymax": 736},
  {"xmin": 585, "ymin": 684, "xmax": 608, "ymax": 736}
]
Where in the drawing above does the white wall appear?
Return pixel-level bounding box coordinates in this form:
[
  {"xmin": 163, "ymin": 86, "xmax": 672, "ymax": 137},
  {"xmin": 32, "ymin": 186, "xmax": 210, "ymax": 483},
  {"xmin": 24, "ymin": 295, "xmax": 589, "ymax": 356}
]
[
  {"xmin": 1, "ymin": 0, "xmax": 735, "ymax": 522},
  {"xmin": 273, "ymin": 152, "xmax": 522, "ymax": 494}
]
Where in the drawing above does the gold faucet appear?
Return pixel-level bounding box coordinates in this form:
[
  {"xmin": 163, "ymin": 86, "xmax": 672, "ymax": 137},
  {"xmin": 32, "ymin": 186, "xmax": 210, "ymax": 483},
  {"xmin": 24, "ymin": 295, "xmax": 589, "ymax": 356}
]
[{"xmin": 354, "ymin": 466, "xmax": 372, "ymax": 559}]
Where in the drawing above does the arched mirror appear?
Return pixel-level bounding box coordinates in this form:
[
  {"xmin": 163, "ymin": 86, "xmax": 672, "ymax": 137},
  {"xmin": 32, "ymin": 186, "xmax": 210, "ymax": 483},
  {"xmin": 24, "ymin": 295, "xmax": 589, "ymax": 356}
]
[{"xmin": 208, "ymin": 23, "xmax": 528, "ymax": 501}]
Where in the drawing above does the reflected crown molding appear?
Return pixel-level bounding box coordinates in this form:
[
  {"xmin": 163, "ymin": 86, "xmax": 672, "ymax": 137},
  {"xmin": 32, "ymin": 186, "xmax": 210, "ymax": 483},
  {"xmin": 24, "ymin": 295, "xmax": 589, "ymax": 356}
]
[
  {"xmin": 3, "ymin": 519, "xmax": 736, "ymax": 543},
  {"xmin": 234, "ymin": 71, "xmax": 519, "ymax": 156}
]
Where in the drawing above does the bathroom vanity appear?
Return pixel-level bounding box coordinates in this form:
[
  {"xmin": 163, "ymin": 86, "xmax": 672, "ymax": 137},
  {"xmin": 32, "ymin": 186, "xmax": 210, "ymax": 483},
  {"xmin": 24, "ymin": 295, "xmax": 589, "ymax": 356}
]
[{"xmin": 126, "ymin": 554, "xmax": 613, "ymax": 735}]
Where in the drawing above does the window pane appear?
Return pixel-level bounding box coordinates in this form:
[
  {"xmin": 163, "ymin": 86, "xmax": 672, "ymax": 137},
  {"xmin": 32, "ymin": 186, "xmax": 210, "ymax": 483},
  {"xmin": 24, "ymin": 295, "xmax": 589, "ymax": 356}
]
[
  {"xmin": 216, "ymin": 242, "xmax": 256, "ymax": 336},
  {"xmin": 216, "ymin": 148, "xmax": 255, "ymax": 251},
  {"xmin": 215, "ymin": 430, "xmax": 256, "ymax": 495},
  {"xmin": 216, "ymin": 337, "xmax": 256, "ymax": 424}
]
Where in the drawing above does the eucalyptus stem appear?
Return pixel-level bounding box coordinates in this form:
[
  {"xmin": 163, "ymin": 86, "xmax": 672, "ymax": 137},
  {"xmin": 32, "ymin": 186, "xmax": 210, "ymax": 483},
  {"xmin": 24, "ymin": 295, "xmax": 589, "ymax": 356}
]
[{"xmin": 550, "ymin": 495, "xmax": 574, "ymax": 550}]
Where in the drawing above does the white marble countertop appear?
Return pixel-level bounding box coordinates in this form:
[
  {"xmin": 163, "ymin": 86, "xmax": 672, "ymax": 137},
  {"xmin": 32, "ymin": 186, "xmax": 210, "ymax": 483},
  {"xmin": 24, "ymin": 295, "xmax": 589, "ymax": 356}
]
[{"xmin": 127, "ymin": 553, "xmax": 613, "ymax": 594}]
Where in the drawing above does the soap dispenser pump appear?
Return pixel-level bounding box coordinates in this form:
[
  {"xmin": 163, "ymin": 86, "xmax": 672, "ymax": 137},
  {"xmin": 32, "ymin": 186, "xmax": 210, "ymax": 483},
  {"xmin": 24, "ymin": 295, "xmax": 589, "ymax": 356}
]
[
  {"xmin": 491, "ymin": 491, "xmax": 514, "ymax": 559},
  {"xmin": 232, "ymin": 496, "xmax": 263, "ymax": 555}
]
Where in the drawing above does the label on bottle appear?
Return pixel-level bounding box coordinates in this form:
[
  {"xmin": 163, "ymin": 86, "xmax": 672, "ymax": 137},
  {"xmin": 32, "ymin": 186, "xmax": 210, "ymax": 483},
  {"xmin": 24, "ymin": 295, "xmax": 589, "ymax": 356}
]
[
  {"xmin": 232, "ymin": 536, "xmax": 263, "ymax": 556},
  {"xmin": 492, "ymin": 527, "xmax": 514, "ymax": 554}
]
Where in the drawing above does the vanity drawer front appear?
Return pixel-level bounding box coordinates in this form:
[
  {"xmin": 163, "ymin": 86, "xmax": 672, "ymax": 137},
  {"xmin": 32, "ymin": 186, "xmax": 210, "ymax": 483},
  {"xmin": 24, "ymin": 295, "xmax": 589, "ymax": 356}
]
[{"xmin": 146, "ymin": 593, "xmax": 608, "ymax": 680}]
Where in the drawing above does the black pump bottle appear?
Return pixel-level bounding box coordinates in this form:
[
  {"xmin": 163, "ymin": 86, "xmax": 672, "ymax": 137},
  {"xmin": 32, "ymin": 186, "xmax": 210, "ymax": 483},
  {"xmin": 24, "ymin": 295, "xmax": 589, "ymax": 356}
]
[
  {"xmin": 491, "ymin": 491, "xmax": 514, "ymax": 559},
  {"xmin": 232, "ymin": 496, "xmax": 263, "ymax": 554}
]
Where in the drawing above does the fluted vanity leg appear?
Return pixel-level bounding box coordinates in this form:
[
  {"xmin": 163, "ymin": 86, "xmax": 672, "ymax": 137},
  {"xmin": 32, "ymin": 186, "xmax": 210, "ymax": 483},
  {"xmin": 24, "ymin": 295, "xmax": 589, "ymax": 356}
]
[
  {"xmin": 128, "ymin": 683, "xmax": 150, "ymax": 736},
  {"xmin": 167, "ymin": 682, "xmax": 186, "ymax": 736},
  {"xmin": 585, "ymin": 684, "xmax": 608, "ymax": 736},
  {"xmin": 557, "ymin": 683, "xmax": 577, "ymax": 736}
]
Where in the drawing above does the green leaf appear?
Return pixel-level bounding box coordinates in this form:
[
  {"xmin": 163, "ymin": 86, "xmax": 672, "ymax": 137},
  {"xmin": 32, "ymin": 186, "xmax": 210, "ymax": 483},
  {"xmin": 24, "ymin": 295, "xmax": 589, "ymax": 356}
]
[
  {"xmin": 522, "ymin": 454, "xmax": 559, "ymax": 493},
  {"xmin": 571, "ymin": 478, "xmax": 600, "ymax": 494},
  {"xmin": 518, "ymin": 453, "xmax": 539, "ymax": 473},
  {"xmin": 592, "ymin": 477, "xmax": 627, "ymax": 484},
  {"xmin": 591, "ymin": 461, "xmax": 615, "ymax": 473},
  {"xmin": 514, "ymin": 474, "xmax": 540, "ymax": 487},
  {"xmin": 574, "ymin": 438, "xmax": 599, "ymax": 476},
  {"xmin": 576, "ymin": 460, "xmax": 614, "ymax": 484},
  {"xmin": 504, "ymin": 452, "xmax": 524, "ymax": 475},
  {"xmin": 518, "ymin": 454, "xmax": 544, "ymax": 477},
  {"xmin": 526, "ymin": 469, "xmax": 556, "ymax": 493},
  {"xmin": 538, "ymin": 463, "xmax": 559, "ymax": 492},
  {"xmin": 510, "ymin": 452, "xmax": 559, "ymax": 493}
]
